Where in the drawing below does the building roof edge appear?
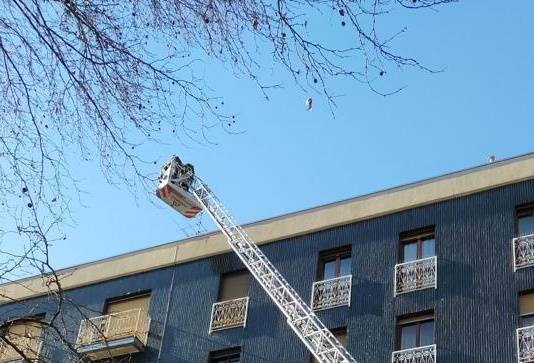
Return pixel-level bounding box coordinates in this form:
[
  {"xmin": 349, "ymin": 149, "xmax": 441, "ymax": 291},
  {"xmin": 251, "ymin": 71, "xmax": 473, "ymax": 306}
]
[{"xmin": 2, "ymin": 152, "xmax": 534, "ymax": 303}]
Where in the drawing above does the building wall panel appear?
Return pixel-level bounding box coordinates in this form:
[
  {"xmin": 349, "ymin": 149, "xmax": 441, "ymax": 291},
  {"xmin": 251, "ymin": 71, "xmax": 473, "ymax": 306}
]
[{"xmin": 2, "ymin": 180, "xmax": 534, "ymax": 362}]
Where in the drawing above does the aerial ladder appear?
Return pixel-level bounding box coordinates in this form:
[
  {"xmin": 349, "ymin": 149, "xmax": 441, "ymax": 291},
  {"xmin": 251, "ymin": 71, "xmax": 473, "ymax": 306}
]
[{"xmin": 156, "ymin": 157, "xmax": 358, "ymax": 363}]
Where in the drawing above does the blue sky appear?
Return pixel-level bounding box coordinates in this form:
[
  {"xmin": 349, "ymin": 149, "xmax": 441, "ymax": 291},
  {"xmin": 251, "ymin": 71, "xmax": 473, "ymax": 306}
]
[{"xmin": 50, "ymin": 1, "xmax": 533, "ymax": 269}]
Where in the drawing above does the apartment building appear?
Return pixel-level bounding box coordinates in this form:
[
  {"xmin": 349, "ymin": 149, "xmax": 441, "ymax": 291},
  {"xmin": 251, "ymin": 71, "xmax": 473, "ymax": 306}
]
[{"xmin": 1, "ymin": 153, "xmax": 534, "ymax": 362}]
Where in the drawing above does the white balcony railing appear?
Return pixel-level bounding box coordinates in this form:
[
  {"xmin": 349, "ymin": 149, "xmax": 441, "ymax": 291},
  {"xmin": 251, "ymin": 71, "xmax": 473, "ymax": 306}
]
[
  {"xmin": 513, "ymin": 234, "xmax": 534, "ymax": 271},
  {"xmin": 517, "ymin": 325, "xmax": 534, "ymax": 362},
  {"xmin": 394, "ymin": 256, "xmax": 437, "ymax": 296},
  {"xmin": 0, "ymin": 335, "xmax": 42, "ymax": 363},
  {"xmin": 209, "ymin": 297, "xmax": 249, "ymax": 333},
  {"xmin": 392, "ymin": 344, "xmax": 437, "ymax": 363},
  {"xmin": 311, "ymin": 275, "xmax": 352, "ymax": 311},
  {"xmin": 76, "ymin": 308, "xmax": 150, "ymax": 348}
]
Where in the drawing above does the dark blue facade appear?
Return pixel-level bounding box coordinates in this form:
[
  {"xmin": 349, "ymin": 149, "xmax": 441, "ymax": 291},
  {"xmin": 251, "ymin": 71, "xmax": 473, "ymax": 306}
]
[{"xmin": 2, "ymin": 179, "xmax": 534, "ymax": 362}]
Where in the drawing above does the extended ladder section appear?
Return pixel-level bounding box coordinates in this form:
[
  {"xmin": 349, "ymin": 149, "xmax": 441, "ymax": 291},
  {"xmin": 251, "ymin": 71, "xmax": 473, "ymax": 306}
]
[{"xmin": 188, "ymin": 177, "xmax": 358, "ymax": 363}]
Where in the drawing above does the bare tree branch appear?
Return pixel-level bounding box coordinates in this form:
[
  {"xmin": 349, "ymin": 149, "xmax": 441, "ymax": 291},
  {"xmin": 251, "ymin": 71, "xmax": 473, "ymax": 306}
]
[{"xmin": 0, "ymin": 0, "xmax": 454, "ymax": 360}]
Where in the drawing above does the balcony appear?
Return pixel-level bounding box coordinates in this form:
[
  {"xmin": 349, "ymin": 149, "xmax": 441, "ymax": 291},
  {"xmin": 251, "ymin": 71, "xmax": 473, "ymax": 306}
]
[
  {"xmin": 0, "ymin": 336, "xmax": 42, "ymax": 363},
  {"xmin": 311, "ymin": 275, "xmax": 352, "ymax": 311},
  {"xmin": 75, "ymin": 308, "xmax": 150, "ymax": 361},
  {"xmin": 394, "ymin": 257, "xmax": 437, "ymax": 296},
  {"xmin": 209, "ymin": 297, "xmax": 249, "ymax": 333},
  {"xmin": 517, "ymin": 325, "xmax": 534, "ymax": 362},
  {"xmin": 392, "ymin": 344, "xmax": 437, "ymax": 363},
  {"xmin": 513, "ymin": 234, "xmax": 534, "ymax": 271}
]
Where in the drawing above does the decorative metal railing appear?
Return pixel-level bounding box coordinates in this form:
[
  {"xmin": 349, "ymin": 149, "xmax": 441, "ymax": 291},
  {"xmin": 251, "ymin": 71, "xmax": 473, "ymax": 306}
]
[
  {"xmin": 394, "ymin": 256, "xmax": 437, "ymax": 296},
  {"xmin": 391, "ymin": 344, "xmax": 437, "ymax": 363},
  {"xmin": 517, "ymin": 325, "xmax": 534, "ymax": 362},
  {"xmin": 209, "ymin": 297, "xmax": 249, "ymax": 333},
  {"xmin": 0, "ymin": 335, "xmax": 42, "ymax": 362},
  {"xmin": 311, "ymin": 275, "xmax": 352, "ymax": 311},
  {"xmin": 513, "ymin": 234, "xmax": 534, "ymax": 271},
  {"xmin": 75, "ymin": 308, "xmax": 150, "ymax": 348}
]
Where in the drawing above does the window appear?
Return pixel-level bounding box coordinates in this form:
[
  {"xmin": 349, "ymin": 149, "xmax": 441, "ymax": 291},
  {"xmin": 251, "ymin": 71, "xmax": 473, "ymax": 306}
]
[
  {"xmin": 310, "ymin": 327, "xmax": 346, "ymax": 363},
  {"xmin": 517, "ymin": 207, "xmax": 534, "ymax": 238},
  {"xmin": 209, "ymin": 347, "xmax": 241, "ymax": 363},
  {"xmin": 2, "ymin": 319, "xmax": 42, "ymax": 340},
  {"xmin": 104, "ymin": 293, "xmax": 150, "ymax": 315},
  {"xmin": 520, "ymin": 292, "xmax": 534, "ymax": 328},
  {"xmin": 218, "ymin": 270, "xmax": 250, "ymax": 301},
  {"xmin": 396, "ymin": 313, "xmax": 434, "ymax": 350},
  {"xmin": 75, "ymin": 293, "xmax": 151, "ymax": 360},
  {"xmin": 0, "ymin": 318, "xmax": 43, "ymax": 360},
  {"xmin": 399, "ymin": 228, "xmax": 435, "ymax": 263},
  {"xmin": 210, "ymin": 271, "xmax": 250, "ymax": 333},
  {"xmin": 318, "ymin": 246, "xmax": 351, "ymax": 281}
]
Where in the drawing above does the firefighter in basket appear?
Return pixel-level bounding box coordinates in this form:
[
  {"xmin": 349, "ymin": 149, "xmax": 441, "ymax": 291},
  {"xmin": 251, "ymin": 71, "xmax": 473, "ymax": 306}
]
[{"xmin": 156, "ymin": 156, "xmax": 202, "ymax": 218}]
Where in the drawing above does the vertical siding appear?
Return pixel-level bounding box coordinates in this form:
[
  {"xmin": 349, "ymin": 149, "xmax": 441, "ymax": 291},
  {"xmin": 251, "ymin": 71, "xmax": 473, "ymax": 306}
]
[{"xmin": 2, "ymin": 179, "xmax": 534, "ymax": 362}]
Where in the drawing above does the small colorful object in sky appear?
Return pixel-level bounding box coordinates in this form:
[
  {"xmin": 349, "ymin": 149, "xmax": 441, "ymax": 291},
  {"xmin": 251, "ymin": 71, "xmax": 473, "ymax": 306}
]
[{"xmin": 305, "ymin": 97, "xmax": 313, "ymax": 111}]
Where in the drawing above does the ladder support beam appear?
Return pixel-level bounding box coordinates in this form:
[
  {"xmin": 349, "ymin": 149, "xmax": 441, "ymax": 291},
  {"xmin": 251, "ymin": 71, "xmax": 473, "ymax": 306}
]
[{"xmin": 165, "ymin": 165, "xmax": 358, "ymax": 363}]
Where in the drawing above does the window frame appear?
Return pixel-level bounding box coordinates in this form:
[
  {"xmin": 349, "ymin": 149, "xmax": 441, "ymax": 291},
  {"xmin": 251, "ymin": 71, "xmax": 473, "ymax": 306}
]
[
  {"xmin": 330, "ymin": 326, "xmax": 347, "ymax": 346},
  {"xmin": 520, "ymin": 313, "xmax": 534, "ymax": 328},
  {"xmin": 516, "ymin": 204, "xmax": 534, "ymax": 238},
  {"xmin": 399, "ymin": 227, "xmax": 435, "ymax": 263},
  {"xmin": 1, "ymin": 315, "xmax": 45, "ymax": 359},
  {"xmin": 102, "ymin": 291, "xmax": 151, "ymax": 315},
  {"xmin": 519, "ymin": 290, "xmax": 534, "ymax": 328},
  {"xmin": 217, "ymin": 269, "xmax": 250, "ymax": 302},
  {"xmin": 395, "ymin": 313, "xmax": 435, "ymax": 351},
  {"xmin": 317, "ymin": 246, "xmax": 352, "ymax": 281},
  {"xmin": 208, "ymin": 347, "xmax": 241, "ymax": 363},
  {"xmin": 2, "ymin": 315, "xmax": 44, "ymax": 336}
]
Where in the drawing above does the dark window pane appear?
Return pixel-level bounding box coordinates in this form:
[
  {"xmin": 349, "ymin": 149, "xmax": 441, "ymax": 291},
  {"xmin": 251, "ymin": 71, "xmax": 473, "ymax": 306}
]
[
  {"xmin": 339, "ymin": 257, "xmax": 351, "ymax": 277},
  {"xmin": 400, "ymin": 324, "xmax": 417, "ymax": 350},
  {"xmin": 323, "ymin": 260, "xmax": 337, "ymax": 280},
  {"xmin": 421, "ymin": 238, "xmax": 435, "ymax": 259},
  {"xmin": 519, "ymin": 215, "xmax": 534, "ymax": 237},
  {"xmin": 419, "ymin": 321, "xmax": 435, "ymax": 346},
  {"xmin": 219, "ymin": 271, "xmax": 250, "ymax": 301},
  {"xmin": 402, "ymin": 243, "xmax": 417, "ymax": 263},
  {"xmin": 520, "ymin": 315, "xmax": 534, "ymax": 328},
  {"xmin": 209, "ymin": 350, "xmax": 241, "ymax": 363},
  {"xmin": 334, "ymin": 330, "xmax": 347, "ymax": 346}
]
